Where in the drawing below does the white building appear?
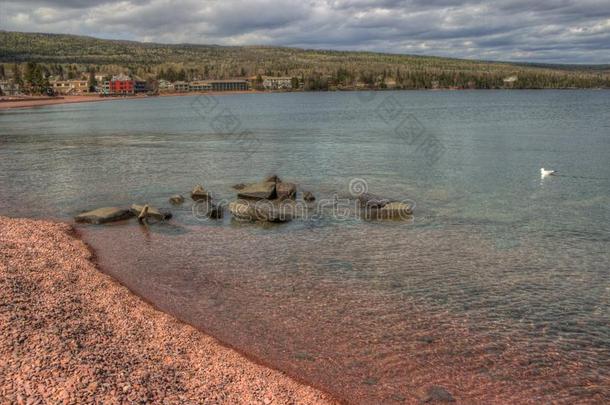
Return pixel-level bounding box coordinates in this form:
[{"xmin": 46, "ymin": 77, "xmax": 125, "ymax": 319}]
[
  {"xmin": 262, "ymin": 76, "xmax": 292, "ymax": 90},
  {"xmin": 51, "ymin": 80, "xmax": 90, "ymax": 95},
  {"xmin": 0, "ymin": 81, "xmax": 20, "ymax": 96},
  {"xmin": 158, "ymin": 79, "xmax": 174, "ymax": 92}
]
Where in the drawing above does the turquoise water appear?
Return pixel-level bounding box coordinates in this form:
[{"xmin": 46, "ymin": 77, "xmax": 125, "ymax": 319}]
[{"xmin": 1, "ymin": 91, "xmax": 609, "ymax": 403}]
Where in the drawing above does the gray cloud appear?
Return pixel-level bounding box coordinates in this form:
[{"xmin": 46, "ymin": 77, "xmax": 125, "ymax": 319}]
[{"xmin": 0, "ymin": 0, "xmax": 608, "ymax": 63}]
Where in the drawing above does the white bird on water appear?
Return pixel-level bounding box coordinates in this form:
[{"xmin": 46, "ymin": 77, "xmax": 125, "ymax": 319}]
[{"xmin": 540, "ymin": 168, "xmax": 556, "ymax": 178}]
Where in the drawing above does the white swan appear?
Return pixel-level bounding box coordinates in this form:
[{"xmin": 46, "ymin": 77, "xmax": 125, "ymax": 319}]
[{"xmin": 540, "ymin": 168, "xmax": 556, "ymax": 178}]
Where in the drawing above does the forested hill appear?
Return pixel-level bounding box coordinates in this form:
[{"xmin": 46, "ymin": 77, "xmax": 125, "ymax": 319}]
[{"xmin": 1, "ymin": 30, "xmax": 609, "ymax": 89}]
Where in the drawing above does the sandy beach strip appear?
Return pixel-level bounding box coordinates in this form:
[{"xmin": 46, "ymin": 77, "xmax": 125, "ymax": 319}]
[
  {"xmin": 0, "ymin": 90, "xmax": 272, "ymax": 110},
  {"xmin": 0, "ymin": 216, "xmax": 336, "ymax": 404},
  {"xmin": 0, "ymin": 95, "xmax": 120, "ymax": 110}
]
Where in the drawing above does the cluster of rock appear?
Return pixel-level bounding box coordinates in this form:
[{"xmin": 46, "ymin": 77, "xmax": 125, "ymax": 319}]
[
  {"xmin": 74, "ymin": 175, "xmax": 412, "ymax": 225},
  {"xmin": 229, "ymin": 175, "xmax": 306, "ymax": 223},
  {"xmin": 72, "ymin": 175, "xmax": 310, "ymax": 225}
]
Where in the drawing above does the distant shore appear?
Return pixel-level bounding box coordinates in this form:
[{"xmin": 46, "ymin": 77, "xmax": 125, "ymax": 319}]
[
  {"xmin": 2, "ymin": 87, "xmax": 607, "ymax": 111},
  {"xmin": 0, "ymin": 95, "xmax": 120, "ymax": 110},
  {"xmin": 0, "ymin": 216, "xmax": 336, "ymax": 404},
  {"xmin": 0, "ymin": 91, "xmax": 268, "ymax": 110}
]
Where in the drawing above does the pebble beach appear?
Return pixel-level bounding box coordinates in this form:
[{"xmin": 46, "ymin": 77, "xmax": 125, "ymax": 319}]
[{"xmin": 0, "ymin": 216, "xmax": 336, "ymax": 404}]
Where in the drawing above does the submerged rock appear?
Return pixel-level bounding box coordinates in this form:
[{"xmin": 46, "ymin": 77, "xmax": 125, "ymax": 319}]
[
  {"xmin": 207, "ymin": 203, "xmax": 223, "ymax": 219},
  {"xmin": 361, "ymin": 201, "xmax": 413, "ymax": 220},
  {"xmin": 191, "ymin": 185, "xmax": 210, "ymax": 201},
  {"xmin": 379, "ymin": 201, "xmax": 413, "ymax": 219},
  {"xmin": 237, "ymin": 181, "xmax": 277, "ymax": 200},
  {"xmin": 232, "ymin": 183, "xmax": 247, "ymax": 190},
  {"xmin": 169, "ymin": 194, "xmax": 185, "ymax": 205},
  {"xmin": 358, "ymin": 192, "xmax": 391, "ymax": 208},
  {"xmin": 276, "ymin": 182, "xmax": 297, "ymax": 200},
  {"xmin": 197, "ymin": 200, "xmax": 223, "ymax": 219},
  {"xmin": 130, "ymin": 204, "xmax": 172, "ymax": 221},
  {"xmin": 357, "ymin": 192, "xmax": 412, "ymax": 220},
  {"xmin": 74, "ymin": 207, "xmax": 134, "ymax": 224},
  {"xmin": 229, "ymin": 199, "xmax": 294, "ymax": 222},
  {"xmin": 303, "ymin": 191, "xmax": 316, "ymax": 202}
]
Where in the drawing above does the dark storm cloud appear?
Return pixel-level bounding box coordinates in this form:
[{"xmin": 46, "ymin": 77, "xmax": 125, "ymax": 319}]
[{"xmin": 0, "ymin": 0, "xmax": 608, "ymax": 63}]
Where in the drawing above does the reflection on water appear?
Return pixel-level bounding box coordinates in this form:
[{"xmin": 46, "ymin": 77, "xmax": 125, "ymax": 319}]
[
  {"xmin": 1, "ymin": 91, "xmax": 609, "ymax": 403},
  {"xmin": 80, "ymin": 222, "xmax": 608, "ymax": 403}
]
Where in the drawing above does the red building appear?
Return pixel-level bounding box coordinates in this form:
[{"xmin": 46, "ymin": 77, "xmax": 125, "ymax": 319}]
[{"xmin": 109, "ymin": 74, "xmax": 134, "ymax": 95}]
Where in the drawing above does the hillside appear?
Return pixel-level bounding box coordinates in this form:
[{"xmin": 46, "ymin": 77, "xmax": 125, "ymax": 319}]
[{"xmin": 1, "ymin": 30, "xmax": 609, "ymax": 89}]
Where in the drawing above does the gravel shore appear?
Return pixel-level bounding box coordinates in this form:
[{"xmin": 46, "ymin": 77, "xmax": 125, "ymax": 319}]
[
  {"xmin": 0, "ymin": 216, "xmax": 336, "ymax": 404},
  {"xmin": 0, "ymin": 95, "xmax": 116, "ymax": 109}
]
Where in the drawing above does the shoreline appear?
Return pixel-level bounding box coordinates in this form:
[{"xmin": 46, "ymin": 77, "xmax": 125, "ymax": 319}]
[
  {"xmin": 0, "ymin": 91, "xmax": 270, "ymax": 110},
  {"xmin": 0, "ymin": 215, "xmax": 337, "ymax": 404},
  {"xmin": 1, "ymin": 87, "xmax": 607, "ymax": 110},
  {"xmin": 0, "ymin": 95, "xmax": 125, "ymax": 110}
]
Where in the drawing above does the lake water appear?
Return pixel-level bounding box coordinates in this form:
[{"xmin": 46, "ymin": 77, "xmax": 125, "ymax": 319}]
[{"xmin": 1, "ymin": 91, "xmax": 609, "ymax": 403}]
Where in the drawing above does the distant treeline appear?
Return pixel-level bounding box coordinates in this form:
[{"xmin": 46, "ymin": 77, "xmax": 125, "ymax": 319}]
[{"xmin": 1, "ymin": 30, "xmax": 609, "ymax": 90}]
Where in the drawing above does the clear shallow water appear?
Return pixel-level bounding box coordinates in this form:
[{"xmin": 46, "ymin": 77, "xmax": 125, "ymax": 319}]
[{"xmin": 1, "ymin": 91, "xmax": 609, "ymax": 403}]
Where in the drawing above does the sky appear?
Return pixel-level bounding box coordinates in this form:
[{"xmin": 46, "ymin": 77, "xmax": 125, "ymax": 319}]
[{"xmin": 1, "ymin": 0, "xmax": 609, "ymax": 64}]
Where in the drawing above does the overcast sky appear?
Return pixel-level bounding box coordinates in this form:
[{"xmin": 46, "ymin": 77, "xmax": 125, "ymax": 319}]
[{"xmin": 1, "ymin": 0, "xmax": 609, "ymax": 64}]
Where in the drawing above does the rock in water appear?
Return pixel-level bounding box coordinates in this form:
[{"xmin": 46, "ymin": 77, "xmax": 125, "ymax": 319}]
[
  {"xmin": 357, "ymin": 192, "xmax": 413, "ymax": 220},
  {"xmin": 191, "ymin": 185, "xmax": 210, "ymax": 201},
  {"xmin": 276, "ymin": 182, "xmax": 297, "ymax": 200},
  {"xmin": 237, "ymin": 182, "xmax": 277, "ymax": 200},
  {"xmin": 169, "ymin": 194, "xmax": 185, "ymax": 205},
  {"xmin": 422, "ymin": 386, "xmax": 455, "ymax": 403},
  {"xmin": 137, "ymin": 204, "xmax": 150, "ymax": 223},
  {"xmin": 232, "ymin": 183, "xmax": 247, "ymax": 190},
  {"xmin": 130, "ymin": 204, "xmax": 172, "ymax": 221},
  {"xmin": 229, "ymin": 199, "xmax": 293, "ymax": 222},
  {"xmin": 358, "ymin": 192, "xmax": 391, "ymax": 208},
  {"xmin": 74, "ymin": 207, "xmax": 134, "ymax": 224},
  {"xmin": 379, "ymin": 201, "xmax": 412, "ymax": 219},
  {"xmin": 303, "ymin": 191, "xmax": 316, "ymax": 202},
  {"xmin": 207, "ymin": 202, "xmax": 223, "ymax": 219},
  {"xmin": 229, "ymin": 200, "xmax": 252, "ymax": 220}
]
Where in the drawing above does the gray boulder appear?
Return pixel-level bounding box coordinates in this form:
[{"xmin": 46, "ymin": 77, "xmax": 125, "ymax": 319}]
[
  {"xmin": 74, "ymin": 207, "xmax": 134, "ymax": 224},
  {"xmin": 169, "ymin": 194, "xmax": 185, "ymax": 205},
  {"xmin": 193, "ymin": 199, "xmax": 223, "ymax": 219},
  {"xmin": 130, "ymin": 204, "xmax": 172, "ymax": 221},
  {"xmin": 358, "ymin": 192, "xmax": 391, "ymax": 208},
  {"xmin": 191, "ymin": 184, "xmax": 210, "ymax": 201},
  {"xmin": 379, "ymin": 201, "xmax": 412, "ymax": 219},
  {"xmin": 276, "ymin": 182, "xmax": 297, "ymax": 200},
  {"xmin": 362, "ymin": 202, "xmax": 413, "ymax": 220},
  {"xmin": 199, "ymin": 200, "xmax": 223, "ymax": 219},
  {"xmin": 237, "ymin": 181, "xmax": 277, "ymax": 200},
  {"xmin": 229, "ymin": 199, "xmax": 294, "ymax": 222},
  {"xmin": 357, "ymin": 192, "xmax": 413, "ymax": 220},
  {"xmin": 207, "ymin": 203, "xmax": 223, "ymax": 219},
  {"xmin": 303, "ymin": 191, "xmax": 316, "ymax": 202}
]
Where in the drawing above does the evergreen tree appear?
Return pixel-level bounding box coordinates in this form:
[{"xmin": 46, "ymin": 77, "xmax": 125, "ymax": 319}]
[
  {"xmin": 255, "ymin": 74, "xmax": 263, "ymax": 90},
  {"xmin": 13, "ymin": 64, "xmax": 23, "ymax": 87},
  {"xmin": 88, "ymin": 70, "xmax": 97, "ymax": 92},
  {"xmin": 291, "ymin": 77, "xmax": 299, "ymax": 89}
]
